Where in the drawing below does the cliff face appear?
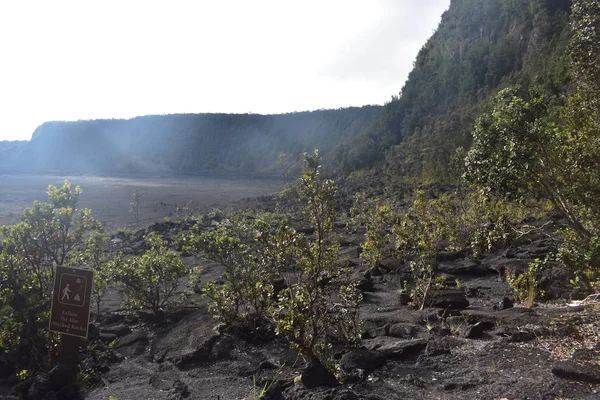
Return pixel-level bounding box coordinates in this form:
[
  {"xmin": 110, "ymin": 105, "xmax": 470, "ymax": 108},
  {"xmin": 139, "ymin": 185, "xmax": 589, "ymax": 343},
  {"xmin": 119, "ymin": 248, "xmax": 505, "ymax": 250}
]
[
  {"xmin": 4, "ymin": 0, "xmax": 574, "ymax": 179},
  {"xmin": 342, "ymin": 0, "xmax": 572, "ymax": 180},
  {"xmin": 8, "ymin": 107, "xmax": 380, "ymax": 175},
  {"xmin": 0, "ymin": 141, "xmax": 28, "ymax": 173}
]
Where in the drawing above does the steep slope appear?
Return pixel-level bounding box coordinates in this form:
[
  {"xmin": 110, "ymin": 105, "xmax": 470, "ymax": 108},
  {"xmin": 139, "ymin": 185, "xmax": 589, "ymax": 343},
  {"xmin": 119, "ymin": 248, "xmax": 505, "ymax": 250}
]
[
  {"xmin": 12, "ymin": 107, "xmax": 380, "ymax": 176},
  {"xmin": 0, "ymin": 141, "xmax": 28, "ymax": 173},
  {"xmin": 6, "ymin": 0, "xmax": 575, "ymax": 179},
  {"xmin": 343, "ymin": 0, "xmax": 572, "ymax": 181}
]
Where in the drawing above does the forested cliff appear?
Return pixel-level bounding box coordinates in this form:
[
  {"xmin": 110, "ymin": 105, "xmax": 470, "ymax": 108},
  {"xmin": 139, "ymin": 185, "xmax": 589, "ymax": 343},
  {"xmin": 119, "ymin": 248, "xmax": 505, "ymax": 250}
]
[
  {"xmin": 0, "ymin": 107, "xmax": 379, "ymax": 175},
  {"xmin": 341, "ymin": 0, "xmax": 573, "ymax": 180},
  {"xmin": 0, "ymin": 0, "xmax": 579, "ymax": 178}
]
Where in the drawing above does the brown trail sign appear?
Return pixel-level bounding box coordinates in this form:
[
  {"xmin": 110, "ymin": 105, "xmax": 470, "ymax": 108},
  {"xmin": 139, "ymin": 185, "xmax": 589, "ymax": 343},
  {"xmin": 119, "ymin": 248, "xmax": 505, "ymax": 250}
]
[
  {"xmin": 49, "ymin": 265, "xmax": 94, "ymax": 383},
  {"xmin": 49, "ymin": 266, "xmax": 94, "ymax": 338}
]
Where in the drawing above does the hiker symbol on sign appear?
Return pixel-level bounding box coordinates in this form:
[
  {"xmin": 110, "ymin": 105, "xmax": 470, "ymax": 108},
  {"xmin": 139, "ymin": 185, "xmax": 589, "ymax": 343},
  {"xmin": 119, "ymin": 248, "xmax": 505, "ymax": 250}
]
[{"xmin": 58, "ymin": 273, "xmax": 87, "ymax": 307}]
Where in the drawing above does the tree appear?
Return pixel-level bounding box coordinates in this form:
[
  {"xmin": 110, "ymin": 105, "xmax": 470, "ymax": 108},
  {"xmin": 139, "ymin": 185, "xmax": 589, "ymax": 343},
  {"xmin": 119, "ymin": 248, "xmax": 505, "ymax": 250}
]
[
  {"xmin": 465, "ymin": 0, "xmax": 600, "ymax": 278},
  {"xmin": 569, "ymin": 0, "xmax": 600, "ymax": 104},
  {"xmin": 465, "ymin": 86, "xmax": 594, "ymax": 236}
]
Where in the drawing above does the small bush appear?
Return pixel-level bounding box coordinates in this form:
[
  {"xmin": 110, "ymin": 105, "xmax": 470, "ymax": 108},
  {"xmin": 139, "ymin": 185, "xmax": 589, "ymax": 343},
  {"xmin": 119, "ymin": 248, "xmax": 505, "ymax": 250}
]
[
  {"xmin": 558, "ymin": 228, "xmax": 600, "ymax": 286},
  {"xmin": 393, "ymin": 189, "xmax": 528, "ymax": 260},
  {"xmin": 506, "ymin": 258, "xmax": 545, "ymax": 308},
  {"xmin": 349, "ymin": 193, "xmax": 396, "ymax": 267},
  {"xmin": 272, "ymin": 151, "xmax": 363, "ymax": 364},
  {"xmin": 330, "ymin": 282, "xmax": 363, "ymax": 347},
  {"xmin": 186, "ymin": 150, "xmax": 363, "ymax": 368},
  {"xmin": 0, "ymin": 180, "xmax": 101, "ymax": 369},
  {"xmin": 112, "ymin": 233, "xmax": 191, "ymax": 314},
  {"xmin": 183, "ymin": 213, "xmax": 299, "ymax": 326},
  {"xmin": 403, "ymin": 261, "xmax": 445, "ymax": 310},
  {"xmin": 65, "ymin": 231, "xmax": 111, "ymax": 316}
]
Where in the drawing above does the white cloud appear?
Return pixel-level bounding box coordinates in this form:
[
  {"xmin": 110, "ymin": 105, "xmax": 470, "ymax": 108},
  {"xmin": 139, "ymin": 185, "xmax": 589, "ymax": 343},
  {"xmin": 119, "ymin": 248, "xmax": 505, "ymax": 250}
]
[{"xmin": 0, "ymin": 0, "xmax": 449, "ymax": 140}]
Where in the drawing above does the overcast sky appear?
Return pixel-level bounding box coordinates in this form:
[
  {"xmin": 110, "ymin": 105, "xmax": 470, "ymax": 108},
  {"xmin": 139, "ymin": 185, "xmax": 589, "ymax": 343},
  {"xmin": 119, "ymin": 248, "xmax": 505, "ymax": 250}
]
[{"xmin": 0, "ymin": 0, "xmax": 449, "ymax": 141}]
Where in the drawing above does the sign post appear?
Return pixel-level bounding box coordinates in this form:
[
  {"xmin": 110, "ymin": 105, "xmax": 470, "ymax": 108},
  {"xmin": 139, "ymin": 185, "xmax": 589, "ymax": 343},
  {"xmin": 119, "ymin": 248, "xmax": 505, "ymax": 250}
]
[{"xmin": 49, "ymin": 266, "xmax": 94, "ymax": 383}]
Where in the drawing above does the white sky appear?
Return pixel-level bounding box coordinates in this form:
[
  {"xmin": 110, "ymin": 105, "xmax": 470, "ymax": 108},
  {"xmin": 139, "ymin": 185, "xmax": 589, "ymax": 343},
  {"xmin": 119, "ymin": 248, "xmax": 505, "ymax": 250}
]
[{"xmin": 0, "ymin": 0, "xmax": 449, "ymax": 141}]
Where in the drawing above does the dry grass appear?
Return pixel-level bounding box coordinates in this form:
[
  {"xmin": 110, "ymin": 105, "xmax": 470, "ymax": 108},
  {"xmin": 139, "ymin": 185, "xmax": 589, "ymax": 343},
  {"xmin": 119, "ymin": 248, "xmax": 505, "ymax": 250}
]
[{"xmin": 524, "ymin": 305, "xmax": 600, "ymax": 366}]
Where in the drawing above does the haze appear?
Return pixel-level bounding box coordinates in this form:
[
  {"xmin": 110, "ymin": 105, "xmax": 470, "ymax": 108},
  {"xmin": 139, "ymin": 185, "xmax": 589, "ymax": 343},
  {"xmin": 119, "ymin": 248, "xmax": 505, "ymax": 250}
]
[{"xmin": 0, "ymin": 0, "xmax": 449, "ymax": 141}]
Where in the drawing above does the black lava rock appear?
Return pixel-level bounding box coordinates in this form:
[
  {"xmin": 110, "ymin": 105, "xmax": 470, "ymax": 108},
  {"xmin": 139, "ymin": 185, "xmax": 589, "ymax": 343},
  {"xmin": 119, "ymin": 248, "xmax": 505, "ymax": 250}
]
[
  {"xmin": 27, "ymin": 373, "xmax": 52, "ymax": 400},
  {"xmin": 340, "ymin": 350, "xmax": 385, "ymax": 374},
  {"xmin": 48, "ymin": 364, "xmax": 72, "ymax": 390},
  {"xmin": 301, "ymin": 361, "xmax": 338, "ymax": 389},
  {"xmin": 463, "ymin": 321, "xmax": 494, "ymax": 339},
  {"xmin": 430, "ymin": 289, "xmax": 470, "ymax": 309}
]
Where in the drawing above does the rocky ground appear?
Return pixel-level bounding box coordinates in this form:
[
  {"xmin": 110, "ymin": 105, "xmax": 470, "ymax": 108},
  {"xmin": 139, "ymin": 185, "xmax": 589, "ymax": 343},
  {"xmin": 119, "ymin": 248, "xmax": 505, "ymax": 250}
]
[{"xmin": 2, "ymin": 198, "xmax": 600, "ymax": 400}]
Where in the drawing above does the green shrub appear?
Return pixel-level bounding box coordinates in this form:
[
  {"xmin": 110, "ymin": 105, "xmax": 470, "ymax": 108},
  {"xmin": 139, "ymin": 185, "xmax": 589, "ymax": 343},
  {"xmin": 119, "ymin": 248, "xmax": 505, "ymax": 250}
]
[
  {"xmin": 391, "ymin": 189, "xmax": 528, "ymax": 260},
  {"xmin": 276, "ymin": 152, "xmax": 292, "ymax": 179},
  {"xmin": 0, "ymin": 180, "xmax": 101, "ymax": 369},
  {"xmin": 557, "ymin": 228, "xmax": 600, "ymax": 287},
  {"xmin": 65, "ymin": 231, "xmax": 111, "ymax": 316},
  {"xmin": 272, "ymin": 150, "xmax": 362, "ymax": 364},
  {"xmin": 183, "ymin": 213, "xmax": 300, "ymax": 326},
  {"xmin": 465, "ymin": 5, "xmax": 600, "ymax": 279},
  {"xmin": 506, "ymin": 258, "xmax": 545, "ymax": 308},
  {"xmin": 349, "ymin": 193, "xmax": 396, "ymax": 267},
  {"xmin": 187, "ymin": 150, "xmax": 363, "ymax": 367},
  {"xmin": 330, "ymin": 282, "xmax": 363, "ymax": 347},
  {"xmin": 403, "ymin": 261, "xmax": 445, "ymax": 310},
  {"xmin": 174, "ymin": 200, "xmax": 197, "ymax": 222},
  {"xmin": 112, "ymin": 233, "xmax": 190, "ymax": 314}
]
